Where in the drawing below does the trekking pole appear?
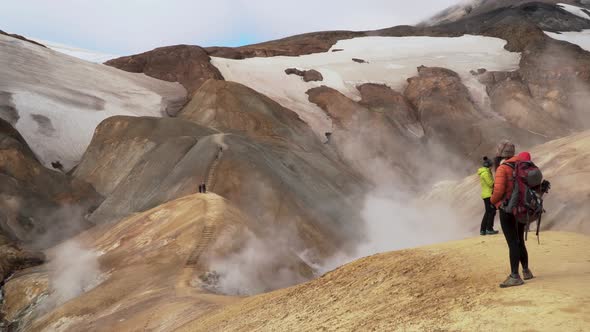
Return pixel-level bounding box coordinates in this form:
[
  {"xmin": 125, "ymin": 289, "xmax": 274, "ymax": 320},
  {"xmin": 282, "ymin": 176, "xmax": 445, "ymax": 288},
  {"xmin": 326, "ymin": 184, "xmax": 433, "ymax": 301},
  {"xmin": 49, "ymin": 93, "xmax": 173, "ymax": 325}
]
[
  {"xmin": 524, "ymin": 210, "xmax": 530, "ymax": 242},
  {"xmin": 536, "ymin": 213, "xmax": 543, "ymax": 245}
]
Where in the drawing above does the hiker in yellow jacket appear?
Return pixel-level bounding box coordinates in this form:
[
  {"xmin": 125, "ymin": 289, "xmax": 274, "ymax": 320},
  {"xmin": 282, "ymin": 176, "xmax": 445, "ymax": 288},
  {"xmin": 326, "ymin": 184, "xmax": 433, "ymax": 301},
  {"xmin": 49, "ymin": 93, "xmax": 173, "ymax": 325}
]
[{"xmin": 478, "ymin": 156, "xmax": 499, "ymax": 235}]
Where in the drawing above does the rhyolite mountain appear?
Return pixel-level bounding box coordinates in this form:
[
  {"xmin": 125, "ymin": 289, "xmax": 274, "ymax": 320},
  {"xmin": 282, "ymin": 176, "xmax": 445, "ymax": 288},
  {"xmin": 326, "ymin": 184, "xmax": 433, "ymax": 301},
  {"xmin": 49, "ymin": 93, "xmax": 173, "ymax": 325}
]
[{"xmin": 1, "ymin": 1, "xmax": 590, "ymax": 331}]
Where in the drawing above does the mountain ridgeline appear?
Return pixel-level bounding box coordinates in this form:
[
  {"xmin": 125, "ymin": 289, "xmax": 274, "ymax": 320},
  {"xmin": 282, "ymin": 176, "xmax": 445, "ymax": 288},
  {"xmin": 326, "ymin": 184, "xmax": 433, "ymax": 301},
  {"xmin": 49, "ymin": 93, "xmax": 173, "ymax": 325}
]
[{"xmin": 1, "ymin": 1, "xmax": 590, "ymax": 331}]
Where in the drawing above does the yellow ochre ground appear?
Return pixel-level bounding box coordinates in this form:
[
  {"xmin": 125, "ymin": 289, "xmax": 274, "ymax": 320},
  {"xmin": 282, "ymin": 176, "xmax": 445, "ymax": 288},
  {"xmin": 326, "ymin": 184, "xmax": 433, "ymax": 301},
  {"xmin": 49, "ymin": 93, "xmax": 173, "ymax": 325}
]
[
  {"xmin": 7, "ymin": 195, "xmax": 589, "ymax": 331},
  {"xmin": 179, "ymin": 231, "xmax": 590, "ymax": 332}
]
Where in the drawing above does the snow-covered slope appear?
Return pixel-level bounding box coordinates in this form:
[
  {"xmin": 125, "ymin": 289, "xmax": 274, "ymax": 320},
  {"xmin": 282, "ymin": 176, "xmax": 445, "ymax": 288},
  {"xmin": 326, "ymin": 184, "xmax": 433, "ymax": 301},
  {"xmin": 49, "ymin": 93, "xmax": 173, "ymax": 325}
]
[
  {"xmin": 0, "ymin": 34, "xmax": 186, "ymax": 171},
  {"xmin": 544, "ymin": 3, "xmax": 590, "ymax": 52},
  {"xmin": 426, "ymin": 1, "xmax": 590, "ymax": 26},
  {"xmin": 557, "ymin": 3, "xmax": 590, "ymax": 19},
  {"xmin": 212, "ymin": 35, "xmax": 520, "ymax": 136},
  {"xmin": 31, "ymin": 38, "xmax": 118, "ymax": 63},
  {"xmin": 545, "ymin": 29, "xmax": 590, "ymax": 51}
]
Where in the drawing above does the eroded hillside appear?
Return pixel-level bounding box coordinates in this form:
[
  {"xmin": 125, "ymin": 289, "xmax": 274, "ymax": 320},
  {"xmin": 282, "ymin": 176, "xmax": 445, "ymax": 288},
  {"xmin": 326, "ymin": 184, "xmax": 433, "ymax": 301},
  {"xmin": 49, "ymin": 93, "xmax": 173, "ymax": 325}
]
[{"xmin": 2, "ymin": 1, "xmax": 590, "ymax": 331}]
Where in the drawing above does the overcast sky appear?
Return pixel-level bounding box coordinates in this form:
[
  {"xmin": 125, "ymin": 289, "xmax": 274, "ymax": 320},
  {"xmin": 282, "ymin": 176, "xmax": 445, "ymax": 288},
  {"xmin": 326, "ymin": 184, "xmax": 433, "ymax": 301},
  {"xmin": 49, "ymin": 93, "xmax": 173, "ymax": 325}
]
[{"xmin": 1, "ymin": 0, "xmax": 460, "ymax": 55}]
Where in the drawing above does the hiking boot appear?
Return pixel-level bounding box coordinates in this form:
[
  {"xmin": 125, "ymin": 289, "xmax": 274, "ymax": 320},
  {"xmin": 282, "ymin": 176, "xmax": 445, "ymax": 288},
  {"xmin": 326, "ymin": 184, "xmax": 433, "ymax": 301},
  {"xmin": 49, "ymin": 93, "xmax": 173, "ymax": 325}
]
[
  {"xmin": 486, "ymin": 229, "xmax": 499, "ymax": 235},
  {"xmin": 523, "ymin": 269, "xmax": 534, "ymax": 280},
  {"xmin": 480, "ymin": 231, "xmax": 486, "ymax": 236},
  {"xmin": 499, "ymin": 275, "xmax": 524, "ymax": 288}
]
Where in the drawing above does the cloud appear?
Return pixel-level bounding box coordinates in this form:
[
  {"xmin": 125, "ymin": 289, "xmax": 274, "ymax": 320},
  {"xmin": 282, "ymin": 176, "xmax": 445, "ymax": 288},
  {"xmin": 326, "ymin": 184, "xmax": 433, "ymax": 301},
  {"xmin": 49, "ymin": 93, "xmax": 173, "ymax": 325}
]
[{"xmin": 1, "ymin": 0, "xmax": 459, "ymax": 54}]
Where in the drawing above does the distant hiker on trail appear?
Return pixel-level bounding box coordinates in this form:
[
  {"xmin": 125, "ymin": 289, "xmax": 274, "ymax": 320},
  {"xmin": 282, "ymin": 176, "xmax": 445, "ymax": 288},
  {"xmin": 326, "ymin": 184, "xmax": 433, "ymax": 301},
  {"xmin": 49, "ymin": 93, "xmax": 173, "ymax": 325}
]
[
  {"xmin": 478, "ymin": 156, "xmax": 499, "ymax": 236},
  {"xmin": 324, "ymin": 132, "xmax": 332, "ymax": 144},
  {"xmin": 492, "ymin": 150, "xmax": 544, "ymax": 288}
]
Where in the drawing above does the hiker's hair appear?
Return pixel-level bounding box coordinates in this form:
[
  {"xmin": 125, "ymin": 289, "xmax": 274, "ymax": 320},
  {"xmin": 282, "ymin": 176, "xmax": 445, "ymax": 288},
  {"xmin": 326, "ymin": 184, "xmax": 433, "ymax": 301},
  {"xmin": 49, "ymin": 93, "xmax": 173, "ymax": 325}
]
[
  {"xmin": 483, "ymin": 156, "xmax": 492, "ymax": 168},
  {"xmin": 494, "ymin": 156, "xmax": 504, "ymax": 171}
]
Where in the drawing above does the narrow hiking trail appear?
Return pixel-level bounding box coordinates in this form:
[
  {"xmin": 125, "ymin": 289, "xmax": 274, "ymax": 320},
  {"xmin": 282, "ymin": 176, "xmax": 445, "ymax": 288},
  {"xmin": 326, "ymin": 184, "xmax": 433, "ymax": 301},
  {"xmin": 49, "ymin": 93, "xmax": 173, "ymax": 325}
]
[
  {"xmin": 179, "ymin": 231, "xmax": 590, "ymax": 332},
  {"xmin": 14, "ymin": 194, "xmax": 242, "ymax": 332},
  {"xmin": 178, "ymin": 195, "xmax": 224, "ymax": 293},
  {"xmin": 205, "ymin": 148, "xmax": 223, "ymax": 193},
  {"xmin": 203, "ymin": 133, "xmax": 227, "ymax": 193}
]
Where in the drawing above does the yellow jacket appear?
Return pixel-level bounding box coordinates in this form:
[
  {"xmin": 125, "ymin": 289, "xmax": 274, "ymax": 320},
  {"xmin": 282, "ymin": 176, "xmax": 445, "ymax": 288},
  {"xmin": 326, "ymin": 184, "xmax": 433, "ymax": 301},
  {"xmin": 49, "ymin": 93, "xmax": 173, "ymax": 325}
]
[{"xmin": 478, "ymin": 167, "xmax": 494, "ymax": 199}]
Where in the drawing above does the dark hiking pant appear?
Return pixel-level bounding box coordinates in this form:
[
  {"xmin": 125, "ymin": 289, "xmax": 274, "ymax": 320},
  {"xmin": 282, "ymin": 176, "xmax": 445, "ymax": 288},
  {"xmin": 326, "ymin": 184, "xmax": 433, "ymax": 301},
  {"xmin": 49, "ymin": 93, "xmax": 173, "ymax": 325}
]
[
  {"xmin": 500, "ymin": 209, "xmax": 529, "ymax": 276},
  {"xmin": 480, "ymin": 197, "xmax": 496, "ymax": 232}
]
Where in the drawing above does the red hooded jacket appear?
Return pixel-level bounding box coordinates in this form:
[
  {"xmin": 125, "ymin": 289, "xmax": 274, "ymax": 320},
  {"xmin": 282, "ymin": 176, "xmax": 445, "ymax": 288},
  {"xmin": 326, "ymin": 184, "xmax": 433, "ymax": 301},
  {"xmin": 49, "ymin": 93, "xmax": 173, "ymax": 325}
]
[{"xmin": 491, "ymin": 156, "xmax": 518, "ymax": 208}]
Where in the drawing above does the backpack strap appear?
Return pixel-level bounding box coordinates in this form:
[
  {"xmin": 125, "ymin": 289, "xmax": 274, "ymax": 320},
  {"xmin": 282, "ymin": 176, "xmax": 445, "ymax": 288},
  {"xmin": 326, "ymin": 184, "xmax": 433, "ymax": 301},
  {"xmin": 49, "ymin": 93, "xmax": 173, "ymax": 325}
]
[
  {"xmin": 503, "ymin": 162, "xmax": 516, "ymax": 170},
  {"xmin": 500, "ymin": 162, "xmax": 517, "ymax": 209}
]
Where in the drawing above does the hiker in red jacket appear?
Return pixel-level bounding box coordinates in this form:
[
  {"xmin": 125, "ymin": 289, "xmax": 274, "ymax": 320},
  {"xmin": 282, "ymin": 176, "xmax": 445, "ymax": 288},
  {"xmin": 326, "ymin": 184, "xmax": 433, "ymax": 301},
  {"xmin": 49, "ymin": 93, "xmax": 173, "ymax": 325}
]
[{"xmin": 491, "ymin": 151, "xmax": 535, "ymax": 288}]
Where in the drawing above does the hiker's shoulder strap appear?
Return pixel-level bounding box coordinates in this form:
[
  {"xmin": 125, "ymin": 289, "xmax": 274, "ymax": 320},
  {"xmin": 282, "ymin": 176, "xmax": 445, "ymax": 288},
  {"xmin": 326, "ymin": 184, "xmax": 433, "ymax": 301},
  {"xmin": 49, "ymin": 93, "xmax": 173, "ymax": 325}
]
[{"xmin": 503, "ymin": 161, "xmax": 516, "ymax": 169}]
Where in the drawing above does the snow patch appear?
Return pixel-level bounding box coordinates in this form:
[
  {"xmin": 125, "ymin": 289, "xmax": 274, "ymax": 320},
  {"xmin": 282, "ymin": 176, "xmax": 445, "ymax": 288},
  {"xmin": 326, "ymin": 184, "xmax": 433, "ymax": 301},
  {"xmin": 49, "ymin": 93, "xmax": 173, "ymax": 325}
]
[
  {"xmin": 0, "ymin": 34, "xmax": 185, "ymax": 170},
  {"xmin": 557, "ymin": 3, "xmax": 590, "ymax": 20},
  {"xmin": 545, "ymin": 30, "xmax": 590, "ymax": 51},
  {"xmin": 386, "ymin": 64, "xmax": 406, "ymax": 69},
  {"xmin": 212, "ymin": 35, "xmax": 520, "ymax": 137}
]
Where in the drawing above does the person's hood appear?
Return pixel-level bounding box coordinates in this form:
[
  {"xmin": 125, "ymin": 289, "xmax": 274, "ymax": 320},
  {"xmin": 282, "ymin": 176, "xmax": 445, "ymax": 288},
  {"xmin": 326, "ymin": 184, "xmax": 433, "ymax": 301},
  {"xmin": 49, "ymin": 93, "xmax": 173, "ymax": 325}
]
[
  {"xmin": 504, "ymin": 155, "xmax": 521, "ymax": 164},
  {"xmin": 518, "ymin": 151, "xmax": 532, "ymax": 161}
]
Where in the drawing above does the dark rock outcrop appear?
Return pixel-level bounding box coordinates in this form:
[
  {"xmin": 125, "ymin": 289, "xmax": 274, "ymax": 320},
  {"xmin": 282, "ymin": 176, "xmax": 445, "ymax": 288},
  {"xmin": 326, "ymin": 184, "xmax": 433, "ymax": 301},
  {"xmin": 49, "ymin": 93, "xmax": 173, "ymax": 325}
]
[
  {"xmin": 206, "ymin": 31, "xmax": 363, "ymax": 59},
  {"xmin": 0, "ymin": 30, "xmax": 45, "ymax": 48},
  {"xmin": 285, "ymin": 68, "xmax": 324, "ymax": 82},
  {"xmin": 0, "ymin": 118, "xmax": 103, "ymax": 248},
  {"xmin": 105, "ymin": 45, "xmax": 224, "ymax": 94},
  {"xmin": 0, "ymin": 118, "xmax": 101, "ymax": 286},
  {"xmin": 0, "ymin": 236, "xmax": 45, "ymax": 284},
  {"xmin": 426, "ymin": 0, "xmax": 590, "ymax": 28},
  {"xmin": 303, "ymin": 70, "xmax": 323, "ymax": 82}
]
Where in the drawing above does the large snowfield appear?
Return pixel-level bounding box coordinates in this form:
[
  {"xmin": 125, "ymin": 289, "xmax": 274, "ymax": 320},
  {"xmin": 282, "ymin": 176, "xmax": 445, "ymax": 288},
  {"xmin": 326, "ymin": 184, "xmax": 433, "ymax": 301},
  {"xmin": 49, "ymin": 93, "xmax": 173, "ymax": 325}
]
[
  {"xmin": 0, "ymin": 34, "xmax": 185, "ymax": 170},
  {"xmin": 212, "ymin": 35, "xmax": 521, "ymax": 136}
]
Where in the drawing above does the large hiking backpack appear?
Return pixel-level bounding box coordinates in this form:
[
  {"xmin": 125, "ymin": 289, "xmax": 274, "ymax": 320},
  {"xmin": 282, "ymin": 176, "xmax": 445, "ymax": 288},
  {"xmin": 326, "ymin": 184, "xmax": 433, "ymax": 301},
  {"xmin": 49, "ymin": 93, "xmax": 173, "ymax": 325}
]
[{"xmin": 502, "ymin": 161, "xmax": 545, "ymax": 241}]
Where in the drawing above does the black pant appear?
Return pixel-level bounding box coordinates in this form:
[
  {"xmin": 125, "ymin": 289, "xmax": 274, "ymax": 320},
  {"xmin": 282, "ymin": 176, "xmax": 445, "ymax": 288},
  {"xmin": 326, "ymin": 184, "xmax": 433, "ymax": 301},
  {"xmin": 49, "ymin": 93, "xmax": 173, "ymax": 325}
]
[
  {"xmin": 480, "ymin": 198, "xmax": 496, "ymax": 232},
  {"xmin": 500, "ymin": 210, "xmax": 529, "ymax": 275}
]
